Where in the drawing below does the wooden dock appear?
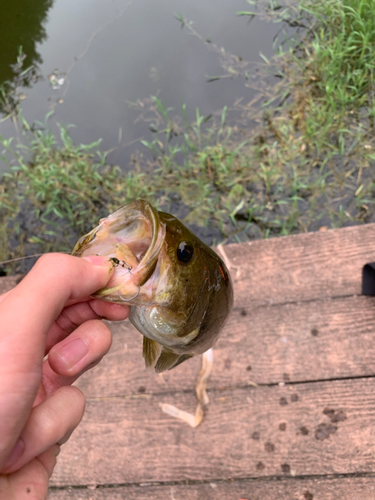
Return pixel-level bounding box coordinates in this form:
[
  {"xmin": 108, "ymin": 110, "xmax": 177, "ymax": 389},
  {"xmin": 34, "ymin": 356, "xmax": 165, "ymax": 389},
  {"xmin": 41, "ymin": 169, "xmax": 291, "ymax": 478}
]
[{"xmin": 4, "ymin": 224, "xmax": 375, "ymax": 499}]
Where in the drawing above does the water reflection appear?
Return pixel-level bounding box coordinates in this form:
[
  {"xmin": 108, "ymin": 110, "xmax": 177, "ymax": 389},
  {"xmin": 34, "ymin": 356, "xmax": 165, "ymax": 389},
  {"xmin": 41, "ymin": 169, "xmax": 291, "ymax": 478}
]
[
  {"xmin": 0, "ymin": 0, "xmax": 280, "ymax": 169},
  {"xmin": 0, "ymin": 0, "xmax": 53, "ymax": 89}
]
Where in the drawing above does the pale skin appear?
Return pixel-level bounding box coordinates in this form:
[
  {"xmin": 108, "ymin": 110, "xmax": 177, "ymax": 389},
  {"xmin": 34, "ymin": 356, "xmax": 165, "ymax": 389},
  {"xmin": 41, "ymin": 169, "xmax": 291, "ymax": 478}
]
[{"xmin": 0, "ymin": 253, "xmax": 130, "ymax": 499}]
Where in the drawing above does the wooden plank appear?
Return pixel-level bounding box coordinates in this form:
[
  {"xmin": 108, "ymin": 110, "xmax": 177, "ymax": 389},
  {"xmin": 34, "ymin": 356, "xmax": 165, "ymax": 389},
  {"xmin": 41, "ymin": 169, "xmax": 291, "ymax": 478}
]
[
  {"xmin": 48, "ymin": 476, "xmax": 375, "ymax": 500},
  {"xmin": 0, "ymin": 275, "xmax": 19, "ymax": 295},
  {"xmin": 50, "ymin": 378, "xmax": 375, "ymax": 486},
  {"xmin": 76, "ymin": 293, "xmax": 375, "ymax": 397},
  {"xmin": 213, "ymin": 294, "xmax": 375, "ymax": 385},
  {"xmin": 225, "ymin": 223, "xmax": 375, "ymax": 307}
]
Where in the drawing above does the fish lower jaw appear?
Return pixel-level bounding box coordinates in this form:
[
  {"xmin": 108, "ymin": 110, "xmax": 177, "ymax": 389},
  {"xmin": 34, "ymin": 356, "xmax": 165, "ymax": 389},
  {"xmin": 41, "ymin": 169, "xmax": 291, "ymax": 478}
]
[
  {"xmin": 130, "ymin": 307, "xmax": 179, "ymax": 345},
  {"xmin": 129, "ymin": 306, "xmax": 200, "ymax": 353}
]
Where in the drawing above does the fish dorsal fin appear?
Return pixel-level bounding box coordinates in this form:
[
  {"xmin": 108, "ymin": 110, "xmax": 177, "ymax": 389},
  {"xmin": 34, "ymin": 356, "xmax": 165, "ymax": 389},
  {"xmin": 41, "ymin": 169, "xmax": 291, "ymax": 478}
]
[
  {"xmin": 154, "ymin": 349, "xmax": 185, "ymax": 373},
  {"xmin": 143, "ymin": 337, "xmax": 162, "ymax": 369}
]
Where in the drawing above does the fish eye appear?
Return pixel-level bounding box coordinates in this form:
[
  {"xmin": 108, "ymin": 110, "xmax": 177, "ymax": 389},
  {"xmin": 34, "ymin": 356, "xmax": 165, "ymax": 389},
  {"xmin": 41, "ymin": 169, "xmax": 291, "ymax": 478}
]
[{"xmin": 177, "ymin": 242, "xmax": 194, "ymax": 263}]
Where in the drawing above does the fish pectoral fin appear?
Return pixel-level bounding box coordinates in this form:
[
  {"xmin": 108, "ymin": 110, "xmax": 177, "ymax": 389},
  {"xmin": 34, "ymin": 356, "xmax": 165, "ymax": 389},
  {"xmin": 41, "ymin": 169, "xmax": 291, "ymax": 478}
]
[
  {"xmin": 154, "ymin": 349, "xmax": 193, "ymax": 373},
  {"xmin": 143, "ymin": 337, "xmax": 162, "ymax": 369}
]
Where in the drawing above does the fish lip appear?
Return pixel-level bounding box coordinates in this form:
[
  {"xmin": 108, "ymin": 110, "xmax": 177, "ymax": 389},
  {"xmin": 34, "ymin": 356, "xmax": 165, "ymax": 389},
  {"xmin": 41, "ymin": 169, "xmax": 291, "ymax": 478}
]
[
  {"xmin": 132, "ymin": 200, "xmax": 165, "ymax": 286},
  {"xmin": 72, "ymin": 200, "xmax": 166, "ymax": 301}
]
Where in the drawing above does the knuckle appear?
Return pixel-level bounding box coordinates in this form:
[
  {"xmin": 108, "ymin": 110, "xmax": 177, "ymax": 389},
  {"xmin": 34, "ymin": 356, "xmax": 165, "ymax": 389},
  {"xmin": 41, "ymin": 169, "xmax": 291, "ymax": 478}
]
[
  {"xmin": 55, "ymin": 305, "xmax": 84, "ymax": 333},
  {"xmin": 36, "ymin": 253, "xmax": 75, "ymax": 280},
  {"xmin": 73, "ymin": 318, "xmax": 112, "ymax": 349},
  {"xmin": 37, "ymin": 252, "xmax": 69, "ymax": 268},
  {"xmin": 58, "ymin": 385, "xmax": 85, "ymax": 410},
  {"xmin": 88, "ymin": 318, "xmax": 112, "ymax": 340},
  {"xmin": 62, "ymin": 386, "xmax": 86, "ymax": 416}
]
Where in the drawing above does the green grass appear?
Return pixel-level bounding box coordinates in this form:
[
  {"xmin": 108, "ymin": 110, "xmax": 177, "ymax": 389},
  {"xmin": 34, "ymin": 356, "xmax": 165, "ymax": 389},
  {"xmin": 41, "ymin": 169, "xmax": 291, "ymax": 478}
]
[
  {"xmin": 302, "ymin": 0, "xmax": 375, "ymax": 108},
  {"xmin": 241, "ymin": 0, "xmax": 375, "ymax": 117},
  {"xmin": 2, "ymin": 0, "xmax": 375, "ymax": 273},
  {"xmin": 0, "ymin": 112, "xmax": 154, "ymax": 272}
]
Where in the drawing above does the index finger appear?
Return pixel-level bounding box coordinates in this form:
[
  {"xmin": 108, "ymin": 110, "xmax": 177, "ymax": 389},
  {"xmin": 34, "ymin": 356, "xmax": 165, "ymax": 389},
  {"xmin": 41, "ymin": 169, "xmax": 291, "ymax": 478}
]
[
  {"xmin": 1, "ymin": 253, "xmax": 114, "ymax": 348},
  {"xmin": 0, "ymin": 253, "xmax": 114, "ymax": 466}
]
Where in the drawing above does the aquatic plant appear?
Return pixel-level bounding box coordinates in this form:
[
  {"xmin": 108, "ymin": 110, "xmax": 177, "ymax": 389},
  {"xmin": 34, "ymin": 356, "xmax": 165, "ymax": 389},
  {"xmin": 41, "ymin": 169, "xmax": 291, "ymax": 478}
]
[{"xmin": 2, "ymin": 0, "xmax": 375, "ymax": 273}]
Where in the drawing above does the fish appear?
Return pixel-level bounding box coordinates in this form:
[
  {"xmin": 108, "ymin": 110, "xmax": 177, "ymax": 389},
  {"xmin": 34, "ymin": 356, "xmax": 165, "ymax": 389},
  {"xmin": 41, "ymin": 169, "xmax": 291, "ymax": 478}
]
[{"xmin": 71, "ymin": 199, "xmax": 233, "ymax": 373}]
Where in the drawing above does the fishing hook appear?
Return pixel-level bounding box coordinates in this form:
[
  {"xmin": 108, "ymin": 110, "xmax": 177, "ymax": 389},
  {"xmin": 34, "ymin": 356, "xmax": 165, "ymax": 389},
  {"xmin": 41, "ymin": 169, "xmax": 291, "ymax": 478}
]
[
  {"xmin": 118, "ymin": 283, "xmax": 141, "ymax": 302},
  {"xmin": 108, "ymin": 257, "xmax": 132, "ymax": 273}
]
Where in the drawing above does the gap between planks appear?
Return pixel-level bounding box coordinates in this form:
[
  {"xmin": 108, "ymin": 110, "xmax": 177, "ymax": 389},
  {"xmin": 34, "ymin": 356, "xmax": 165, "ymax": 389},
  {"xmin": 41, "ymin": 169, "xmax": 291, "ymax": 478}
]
[
  {"xmin": 83, "ymin": 373, "xmax": 375, "ymax": 402},
  {"xmin": 47, "ymin": 474, "xmax": 375, "ymax": 500},
  {"xmin": 51, "ymin": 377, "xmax": 375, "ymax": 486},
  {"xmin": 49, "ymin": 470, "xmax": 375, "ymax": 490}
]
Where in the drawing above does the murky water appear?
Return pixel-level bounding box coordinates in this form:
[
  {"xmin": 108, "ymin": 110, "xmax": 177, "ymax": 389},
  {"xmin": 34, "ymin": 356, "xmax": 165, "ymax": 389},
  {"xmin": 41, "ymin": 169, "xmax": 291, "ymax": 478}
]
[{"xmin": 0, "ymin": 0, "xmax": 280, "ymax": 169}]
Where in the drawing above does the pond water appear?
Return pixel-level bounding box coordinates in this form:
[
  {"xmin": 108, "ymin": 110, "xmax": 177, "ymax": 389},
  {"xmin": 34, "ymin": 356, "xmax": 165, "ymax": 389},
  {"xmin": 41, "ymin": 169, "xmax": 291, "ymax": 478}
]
[{"xmin": 0, "ymin": 0, "xmax": 280, "ymax": 169}]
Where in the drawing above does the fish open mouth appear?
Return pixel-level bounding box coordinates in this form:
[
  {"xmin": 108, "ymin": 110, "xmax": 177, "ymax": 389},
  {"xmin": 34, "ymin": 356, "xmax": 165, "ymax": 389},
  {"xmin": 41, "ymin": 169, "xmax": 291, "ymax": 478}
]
[{"xmin": 71, "ymin": 200, "xmax": 166, "ymax": 302}]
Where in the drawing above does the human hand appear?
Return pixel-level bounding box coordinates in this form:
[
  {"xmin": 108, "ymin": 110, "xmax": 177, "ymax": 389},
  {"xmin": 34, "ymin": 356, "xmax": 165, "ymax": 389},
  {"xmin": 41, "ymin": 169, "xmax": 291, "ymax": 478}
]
[{"xmin": 0, "ymin": 253, "xmax": 130, "ymax": 499}]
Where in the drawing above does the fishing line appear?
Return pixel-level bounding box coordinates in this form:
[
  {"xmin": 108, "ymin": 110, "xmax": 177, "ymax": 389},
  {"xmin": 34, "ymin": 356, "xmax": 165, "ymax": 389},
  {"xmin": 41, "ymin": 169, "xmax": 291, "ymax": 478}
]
[{"xmin": 0, "ymin": 253, "xmax": 52, "ymax": 266}]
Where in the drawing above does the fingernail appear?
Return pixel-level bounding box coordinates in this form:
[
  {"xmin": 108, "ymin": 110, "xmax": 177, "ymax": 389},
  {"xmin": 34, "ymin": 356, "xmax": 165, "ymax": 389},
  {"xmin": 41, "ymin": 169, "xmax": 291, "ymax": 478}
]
[
  {"xmin": 55, "ymin": 338, "xmax": 89, "ymax": 370},
  {"xmin": 4, "ymin": 438, "xmax": 24, "ymax": 471},
  {"xmin": 82, "ymin": 255, "xmax": 111, "ymax": 266}
]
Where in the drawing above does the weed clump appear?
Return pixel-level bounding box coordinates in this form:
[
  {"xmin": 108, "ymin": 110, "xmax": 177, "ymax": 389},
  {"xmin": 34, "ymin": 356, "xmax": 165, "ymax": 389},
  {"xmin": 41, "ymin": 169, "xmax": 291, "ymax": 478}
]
[
  {"xmin": 2, "ymin": 0, "xmax": 375, "ymax": 273},
  {"xmin": 0, "ymin": 114, "xmax": 153, "ymax": 273}
]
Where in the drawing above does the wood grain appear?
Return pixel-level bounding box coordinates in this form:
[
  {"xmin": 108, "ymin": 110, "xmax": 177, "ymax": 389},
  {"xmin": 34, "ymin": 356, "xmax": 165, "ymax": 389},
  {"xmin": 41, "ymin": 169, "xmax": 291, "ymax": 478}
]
[
  {"xmin": 0, "ymin": 275, "xmax": 19, "ymax": 295},
  {"xmin": 225, "ymin": 223, "xmax": 375, "ymax": 308},
  {"xmin": 51, "ymin": 378, "xmax": 375, "ymax": 486},
  {"xmin": 48, "ymin": 476, "xmax": 375, "ymax": 500},
  {"xmin": 75, "ymin": 293, "xmax": 375, "ymax": 397},
  {"xmin": 3, "ymin": 225, "xmax": 375, "ymax": 495}
]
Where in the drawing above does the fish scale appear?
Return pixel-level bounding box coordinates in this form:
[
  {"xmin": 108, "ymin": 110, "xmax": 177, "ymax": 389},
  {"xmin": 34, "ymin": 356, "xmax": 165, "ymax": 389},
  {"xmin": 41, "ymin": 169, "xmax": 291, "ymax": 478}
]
[{"xmin": 72, "ymin": 199, "xmax": 233, "ymax": 372}]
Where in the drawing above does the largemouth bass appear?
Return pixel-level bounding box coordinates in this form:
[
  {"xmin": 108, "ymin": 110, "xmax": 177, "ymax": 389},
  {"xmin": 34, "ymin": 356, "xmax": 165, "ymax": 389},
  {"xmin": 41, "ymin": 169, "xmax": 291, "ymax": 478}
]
[{"xmin": 72, "ymin": 200, "xmax": 233, "ymax": 373}]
